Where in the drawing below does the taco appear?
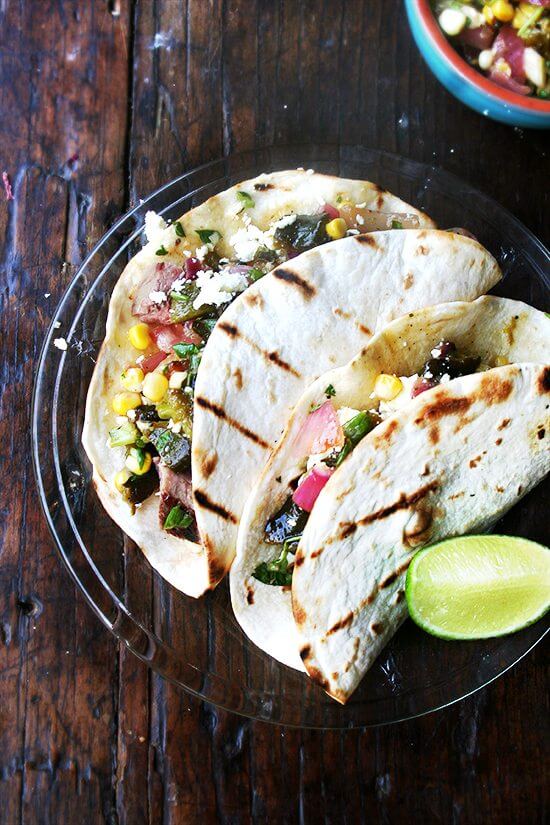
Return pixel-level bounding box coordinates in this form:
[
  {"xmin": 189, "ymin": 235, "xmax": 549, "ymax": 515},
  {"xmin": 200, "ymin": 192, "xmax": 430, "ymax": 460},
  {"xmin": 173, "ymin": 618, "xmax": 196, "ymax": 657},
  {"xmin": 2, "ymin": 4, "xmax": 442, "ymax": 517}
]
[
  {"xmin": 82, "ymin": 169, "xmax": 436, "ymax": 597},
  {"xmin": 231, "ymin": 297, "xmax": 550, "ymax": 676},
  {"xmin": 193, "ymin": 231, "xmax": 501, "ymax": 590}
]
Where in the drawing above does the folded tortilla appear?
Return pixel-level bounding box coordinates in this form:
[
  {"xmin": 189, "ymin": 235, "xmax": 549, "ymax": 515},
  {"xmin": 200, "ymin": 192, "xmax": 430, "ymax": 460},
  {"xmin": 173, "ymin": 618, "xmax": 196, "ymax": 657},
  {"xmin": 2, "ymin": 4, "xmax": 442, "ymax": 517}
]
[
  {"xmin": 82, "ymin": 170, "xmax": 435, "ymax": 597},
  {"xmin": 193, "ymin": 233, "xmax": 502, "ymax": 590},
  {"xmin": 231, "ymin": 297, "xmax": 550, "ymax": 675}
]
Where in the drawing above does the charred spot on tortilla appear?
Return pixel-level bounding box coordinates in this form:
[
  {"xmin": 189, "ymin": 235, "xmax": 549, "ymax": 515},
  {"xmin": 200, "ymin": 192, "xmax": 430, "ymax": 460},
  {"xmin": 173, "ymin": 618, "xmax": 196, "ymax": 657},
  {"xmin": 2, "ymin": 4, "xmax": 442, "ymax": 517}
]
[
  {"xmin": 267, "ymin": 350, "xmax": 301, "ymax": 377},
  {"xmin": 272, "ymin": 267, "xmax": 316, "ymax": 299},
  {"xmin": 496, "ymin": 485, "xmax": 504, "ymax": 493},
  {"xmin": 403, "ymin": 506, "xmax": 433, "ymax": 547},
  {"xmin": 333, "ymin": 307, "xmax": 352, "ymax": 320},
  {"xmin": 208, "ymin": 557, "xmax": 229, "ymax": 588},
  {"xmin": 469, "ymin": 455, "xmax": 482, "ymax": 469},
  {"xmin": 357, "ymin": 322, "xmax": 372, "ymax": 336},
  {"xmin": 429, "ymin": 425, "xmax": 440, "ymax": 445},
  {"xmin": 339, "ymin": 521, "xmax": 357, "ymax": 539},
  {"xmin": 374, "ymin": 418, "xmax": 399, "ymax": 446},
  {"xmin": 244, "ymin": 290, "xmax": 264, "ymax": 308},
  {"xmin": 479, "ymin": 373, "xmax": 513, "ymax": 404},
  {"xmin": 356, "ymin": 234, "xmax": 378, "ymax": 249},
  {"xmin": 200, "ymin": 451, "xmax": 218, "ymax": 478},
  {"xmin": 293, "ymin": 552, "xmax": 305, "ymax": 568},
  {"xmin": 415, "ymin": 394, "xmax": 471, "ymax": 424},
  {"xmin": 421, "ymin": 463, "xmax": 431, "ymax": 476},
  {"xmin": 246, "ymin": 588, "xmax": 255, "ymax": 605},
  {"xmin": 537, "ymin": 427, "xmax": 545, "ymax": 440},
  {"xmin": 253, "ymin": 182, "xmax": 273, "ymax": 191},
  {"xmin": 495, "ymin": 437, "xmax": 503, "ymax": 446},
  {"xmin": 232, "ymin": 368, "xmax": 244, "ymax": 390},
  {"xmin": 379, "ymin": 570, "xmax": 399, "ymax": 589},
  {"xmin": 537, "ymin": 366, "xmax": 550, "ymax": 394},
  {"xmin": 416, "ymin": 244, "xmax": 429, "ymax": 256},
  {"xmin": 498, "ymin": 418, "xmax": 511, "ymax": 430},
  {"xmin": 294, "ymin": 603, "xmax": 307, "ymax": 626},
  {"xmin": 394, "ymin": 590, "xmax": 405, "ymax": 604},
  {"xmin": 376, "ymin": 193, "xmax": 385, "ymax": 210},
  {"xmin": 218, "ymin": 321, "xmax": 239, "ymax": 338},
  {"xmin": 310, "ymin": 547, "xmax": 324, "ymax": 560},
  {"xmin": 403, "ymin": 272, "xmax": 414, "ymax": 289},
  {"xmin": 193, "ymin": 489, "xmax": 237, "ymax": 524},
  {"xmin": 304, "ymin": 664, "xmax": 330, "ymax": 692},
  {"xmin": 299, "ymin": 644, "xmax": 312, "ymax": 662},
  {"xmin": 194, "ymin": 396, "xmax": 270, "ymax": 449},
  {"xmin": 370, "ymin": 622, "xmax": 384, "ymax": 636},
  {"xmin": 354, "ymin": 481, "xmax": 439, "ymax": 532},
  {"xmin": 326, "ymin": 611, "xmax": 354, "ymax": 636}
]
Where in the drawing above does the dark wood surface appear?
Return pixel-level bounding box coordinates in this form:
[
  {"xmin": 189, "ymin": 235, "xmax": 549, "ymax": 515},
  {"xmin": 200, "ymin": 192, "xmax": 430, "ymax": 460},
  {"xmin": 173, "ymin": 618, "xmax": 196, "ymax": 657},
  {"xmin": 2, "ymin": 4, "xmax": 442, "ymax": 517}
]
[{"xmin": 1, "ymin": 1, "xmax": 548, "ymax": 822}]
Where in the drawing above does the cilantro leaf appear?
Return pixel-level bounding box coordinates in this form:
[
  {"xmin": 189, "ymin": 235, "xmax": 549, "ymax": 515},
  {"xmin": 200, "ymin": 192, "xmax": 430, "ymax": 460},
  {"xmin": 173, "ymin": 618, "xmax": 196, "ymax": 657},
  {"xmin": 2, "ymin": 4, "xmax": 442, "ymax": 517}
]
[
  {"xmin": 196, "ymin": 228, "xmax": 221, "ymax": 245},
  {"xmin": 324, "ymin": 384, "xmax": 336, "ymax": 398},
  {"xmin": 174, "ymin": 221, "xmax": 185, "ymax": 237},
  {"xmin": 237, "ymin": 191, "xmax": 255, "ymax": 211},
  {"xmin": 156, "ymin": 245, "xmax": 169, "ymax": 256},
  {"xmin": 164, "ymin": 505, "xmax": 193, "ymax": 531}
]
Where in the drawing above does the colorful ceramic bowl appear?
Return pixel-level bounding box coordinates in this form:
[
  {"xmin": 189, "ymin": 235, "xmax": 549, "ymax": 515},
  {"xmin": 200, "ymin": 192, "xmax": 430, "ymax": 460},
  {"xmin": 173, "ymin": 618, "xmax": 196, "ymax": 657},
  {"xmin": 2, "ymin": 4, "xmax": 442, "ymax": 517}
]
[{"xmin": 405, "ymin": 0, "xmax": 550, "ymax": 129}]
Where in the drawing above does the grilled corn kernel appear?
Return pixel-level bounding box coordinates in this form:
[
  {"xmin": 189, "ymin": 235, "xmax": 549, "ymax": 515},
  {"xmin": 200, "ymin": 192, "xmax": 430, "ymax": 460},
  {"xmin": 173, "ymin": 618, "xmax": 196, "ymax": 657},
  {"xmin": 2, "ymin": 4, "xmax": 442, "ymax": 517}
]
[
  {"xmin": 114, "ymin": 468, "xmax": 131, "ymax": 492},
  {"xmin": 438, "ymin": 8, "xmax": 466, "ymax": 36},
  {"xmin": 112, "ymin": 391, "xmax": 142, "ymax": 415},
  {"xmin": 483, "ymin": 5, "xmax": 495, "ymax": 24},
  {"xmin": 374, "ymin": 373, "xmax": 403, "ymax": 402},
  {"xmin": 125, "ymin": 448, "xmax": 152, "ymax": 476},
  {"xmin": 325, "ymin": 218, "xmax": 348, "ymax": 240},
  {"xmin": 121, "ymin": 366, "xmax": 145, "ymax": 391},
  {"xmin": 494, "ymin": 355, "xmax": 510, "ymax": 367},
  {"xmin": 492, "ymin": 1, "xmax": 514, "ymax": 22},
  {"xmin": 478, "ymin": 49, "xmax": 495, "ymax": 71},
  {"xmin": 142, "ymin": 372, "xmax": 169, "ymax": 402},
  {"xmin": 128, "ymin": 323, "xmax": 151, "ymax": 350}
]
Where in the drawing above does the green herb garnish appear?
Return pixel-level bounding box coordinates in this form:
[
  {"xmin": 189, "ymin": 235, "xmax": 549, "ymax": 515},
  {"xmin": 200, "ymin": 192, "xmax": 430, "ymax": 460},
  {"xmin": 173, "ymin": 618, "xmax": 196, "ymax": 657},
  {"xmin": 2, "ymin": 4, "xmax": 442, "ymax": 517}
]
[
  {"xmin": 324, "ymin": 384, "xmax": 336, "ymax": 398},
  {"xmin": 237, "ymin": 191, "xmax": 255, "ymax": 211},
  {"xmin": 128, "ymin": 446, "xmax": 147, "ymax": 470},
  {"xmin": 252, "ymin": 537, "xmax": 300, "ymax": 586},
  {"xmin": 196, "ymin": 228, "xmax": 221, "ymax": 245},
  {"xmin": 156, "ymin": 245, "xmax": 169, "ymax": 256},
  {"xmin": 173, "ymin": 342, "xmax": 201, "ymax": 360},
  {"xmin": 391, "ymin": 220, "xmax": 403, "ymax": 230},
  {"xmin": 248, "ymin": 267, "xmax": 264, "ymax": 282},
  {"xmin": 517, "ymin": 7, "xmax": 543, "ymax": 39},
  {"xmin": 174, "ymin": 221, "xmax": 185, "ymax": 237},
  {"xmin": 164, "ymin": 505, "xmax": 193, "ymax": 531},
  {"xmin": 537, "ymin": 89, "xmax": 549, "ymax": 99}
]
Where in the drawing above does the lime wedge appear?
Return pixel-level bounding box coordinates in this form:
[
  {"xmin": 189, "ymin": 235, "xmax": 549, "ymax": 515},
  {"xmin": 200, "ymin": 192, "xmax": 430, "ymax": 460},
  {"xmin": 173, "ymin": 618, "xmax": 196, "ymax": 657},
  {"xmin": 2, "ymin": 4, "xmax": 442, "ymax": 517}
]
[{"xmin": 406, "ymin": 535, "xmax": 550, "ymax": 640}]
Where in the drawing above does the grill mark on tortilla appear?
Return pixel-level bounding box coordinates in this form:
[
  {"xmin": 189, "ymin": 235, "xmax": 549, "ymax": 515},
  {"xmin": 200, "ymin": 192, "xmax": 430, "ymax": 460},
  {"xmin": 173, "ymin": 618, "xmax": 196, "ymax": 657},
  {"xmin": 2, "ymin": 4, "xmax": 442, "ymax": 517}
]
[
  {"xmin": 294, "ymin": 551, "xmax": 305, "ymax": 568},
  {"xmin": 254, "ymin": 182, "xmax": 273, "ymax": 191},
  {"xmin": 394, "ymin": 590, "xmax": 405, "ymax": 604},
  {"xmin": 404, "ymin": 272, "xmax": 414, "ymax": 289},
  {"xmin": 326, "ymin": 611, "xmax": 353, "ymax": 636},
  {"xmin": 207, "ymin": 552, "xmax": 230, "ymax": 587},
  {"xmin": 193, "ymin": 489, "xmax": 237, "ymax": 524},
  {"xmin": 416, "ymin": 245, "xmax": 429, "ymax": 256},
  {"xmin": 537, "ymin": 427, "xmax": 545, "ymax": 439},
  {"xmin": 357, "ymin": 322, "xmax": 372, "ymax": 335},
  {"xmin": 194, "ymin": 396, "xmax": 270, "ymax": 449},
  {"xmin": 333, "ymin": 307, "xmax": 372, "ymax": 336},
  {"xmin": 379, "ymin": 558, "xmax": 413, "ymax": 590},
  {"xmin": 370, "ymin": 622, "xmax": 384, "ymax": 635},
  {"xmin": 356, "ymin": 234, "xmax": 378, "ymax": 249},
  {"xmin": 273, "ymin": 267, "xmax": 316, "ymax": 299},
  {"xmin": 244, "ymin": 290, "xmax": 264, "ymax": 308},
  {"xmin": 429, "ymin": 425, "xmax": 440, "ymax": 445},
  {"xmin": 538, "ymin": 367, "xmax": 550, "ymax": 394},
  {"xmin": 294, "ymin": 602, "xmax": 306, "ymax": 625},
  {"xmin": 376, "ymin": 193, "xmax": 384, "ymax": 210},
  {"xmin": 338, "ymin": 480, "xmax": 439, "ymax": 540},
  {"xmin": 498, "ymin": 418, "xmax": 511, "ymax": 430},
  {"xmin": 333, "ymin": 307, "xmax": 351, "ymax": 320},
  {"xmin": 233, "ymin": 368, "xmax": 243, "ymax": 390},
  {"xmin": 415, "ymin": 395, "xmax": 471, "ymax": 424},
  {"xmin": 200, "ymin": 451, "xmax": 218, "ymax": 478},
  {"xmin": 246, "ymin": 588, "xmax": 255, "ymax": 605},
  {"xmin": 495, "ymin": 438, "xmax": 503, "ymax": 445},
  {"xmin": 217, "ymin": 322, "xmax": 300, "ymax": 377},
  {"xmin": 479, "ymin": 373, "xmax": 513, "ymax": 404}
]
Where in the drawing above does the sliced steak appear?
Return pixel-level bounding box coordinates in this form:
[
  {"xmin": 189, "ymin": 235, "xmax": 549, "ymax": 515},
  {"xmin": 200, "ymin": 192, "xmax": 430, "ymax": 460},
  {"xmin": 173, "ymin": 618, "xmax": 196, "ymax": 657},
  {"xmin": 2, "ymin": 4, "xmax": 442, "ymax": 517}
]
[
  {"xmin": 131, "ymin": 261, "xmax": 184, "ymax": 324},
  {"xmin": 156, "ymin": 460, "xmax": 198, "ymax": 541}
]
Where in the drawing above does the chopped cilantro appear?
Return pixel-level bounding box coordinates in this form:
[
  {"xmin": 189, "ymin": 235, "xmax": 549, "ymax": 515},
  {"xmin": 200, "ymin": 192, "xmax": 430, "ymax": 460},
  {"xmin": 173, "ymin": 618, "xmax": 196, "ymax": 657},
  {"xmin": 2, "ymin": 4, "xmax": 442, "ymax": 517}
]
[
  {"xmin": 324, "ymin": 384, "xmax": 336, "ymax": 398},
  {"xmin": 164, "ymin": 505, "xmax": 193, "ymax": 531},
  {"xmin": 196, "ymin": 228, "xmax": 221, "ymax": 245},
  {"xmin": 156, "ymin": 245, "xmax": 169, "ymax": 256},
  {"xmin": 237, "ymin": 191, "xmax": 255, "ymax": 211},
  {"xmin": 174, "ymin": 221, "xmax": 185, "ymax": 237},
  {"xmin": 173, "ymin": 342, "xmax": 201, "ymax": 359},
  {"xmin": 248, "ymin": 267, "xmax": 264, "ymax": 282},
  {"xmin": 391, "ymin": 220, "xmax": 403, "ymax": 230},
  {"xmin": 537, "ymin": 89, "xmax": 549, "ymax": 99},
  {"xmin": 252, "ymin": 537, "xmax": 300, "ymax": 586}
]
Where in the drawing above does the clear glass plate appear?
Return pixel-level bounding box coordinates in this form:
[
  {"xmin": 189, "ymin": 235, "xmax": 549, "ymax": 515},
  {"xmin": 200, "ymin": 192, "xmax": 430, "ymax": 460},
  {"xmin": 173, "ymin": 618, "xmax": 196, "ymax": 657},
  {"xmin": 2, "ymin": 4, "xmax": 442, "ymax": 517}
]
[{"xmin": 32, "ymin": 145, "xmax": 549, "ymax": 728}]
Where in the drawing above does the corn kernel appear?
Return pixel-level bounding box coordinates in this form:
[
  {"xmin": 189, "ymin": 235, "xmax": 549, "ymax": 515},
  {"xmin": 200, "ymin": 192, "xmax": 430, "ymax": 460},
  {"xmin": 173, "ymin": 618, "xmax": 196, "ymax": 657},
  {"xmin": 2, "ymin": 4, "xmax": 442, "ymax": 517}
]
[
  {"xmin": 114, "ymin": 468, "xmax": 131, "ymax": 492},
  {"xmin": 483, "ymin": 5, "xmax": 495, "ymax": 24},
  {"xmin": 374, "ymin": 374, "xmax": 403, "ymax": 402},
  {"xmin": 128, "ymin": 323, "xmax": 151, "ymax": 350},
  {"xmin": 125, "ymin": 448, "xmax": 153, "ymax": 476},
  {"xmin": 494, "ymin": 356, "xmax": 509, "ymax": 367},
  {"xmin": 325, "ymin": 218, "xmax": 348, "ymax": 240},
  {"xmin": 478, "ymin": 49, "xmax": 495, "ymax": 71},
  {"xmin": 112, "ymin": 391, "xmax": 142, "ymax": 415},
  {"xmin": 492, "ymin": 1, "xmax": 514, "ymax": 22},
  {"xmin": 121, "ymin": 366, "xmax": 145, "ymax": 391},
  {"xmin": 142, "ymin": 372, "xmax": 169, "ymax": 402}
]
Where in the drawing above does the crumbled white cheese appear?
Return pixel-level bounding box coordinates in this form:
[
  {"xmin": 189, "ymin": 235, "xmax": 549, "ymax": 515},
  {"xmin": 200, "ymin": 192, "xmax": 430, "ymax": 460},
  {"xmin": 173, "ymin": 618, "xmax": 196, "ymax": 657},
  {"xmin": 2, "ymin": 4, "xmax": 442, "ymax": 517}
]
[
  {"xmin": 144, "ymin": 211, "xmax": 168, "ymax": 246},
  {"xmin": 524, "ymin": 47, "xmax": 546, "ymax": 89},
  {"xmin": 439, "ymin": 373, "xmax": 451, "ymax": 384},
  {"xmin": 195, "ymin": 243, "xmax": 211, "ymax": 261},
  {"xmin": 115, "ymin": 415, "xmax": 128, "ymax": 425},
  {"xmin": 53, "ymin": 337, "xmax": 68, "ymax": 351},
  {"xmin": 229, "ymin": 225, "xmax": 274, "ymax": 262},
  {"xmin": 192, "ymin": 268, "xmax": 248, "ymax": 310},
  {"xmin": 336, "ymin": 406, "xmax": 361, "ymax": 426},
  {"xmin": 273, "ymin": 214, "xmax": 296, "ymax": 230},
  {"xmin": 149, "ymin": 290, "xmax": 167, "ymax": 304},
  {"xmin": 127, "ymin": 409, "xmax": 137, "ymax": 421},
  {"xmin": 356, "ymin": 214, "xmax": 365, "ymax": 225},
  {"xmin": 356, "ymin": 202, "xmax": 367, "ymax": 208},
  {"xmin": 378, "ymin": 374, "xmax": 418, "ymax": 417},
  {"xmin": 169, "ymin": 370, "xmax": 187, "ymax": 389},
  {"xmin": 346, "ymin": 229, "xmax": 360, "ymax": 236}
]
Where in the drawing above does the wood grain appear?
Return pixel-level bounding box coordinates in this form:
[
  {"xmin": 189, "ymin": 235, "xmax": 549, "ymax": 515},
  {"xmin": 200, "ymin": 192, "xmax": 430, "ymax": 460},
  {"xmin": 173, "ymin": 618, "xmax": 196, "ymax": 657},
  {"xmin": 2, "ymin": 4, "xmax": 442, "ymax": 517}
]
[{"xmin": 0, "ymin": 0, "xmax": 548, "ymax": 822}]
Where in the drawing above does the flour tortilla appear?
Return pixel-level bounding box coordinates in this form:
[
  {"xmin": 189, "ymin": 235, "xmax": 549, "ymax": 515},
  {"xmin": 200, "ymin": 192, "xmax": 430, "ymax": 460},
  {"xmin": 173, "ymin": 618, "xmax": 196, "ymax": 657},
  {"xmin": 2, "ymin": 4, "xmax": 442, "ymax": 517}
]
[
  {"xmin": 293, "ymin": 360, "xmax": 549, "ymax": 702},
  {"xmin": 83, "ymin": 170, "xmax": 434, "ymax": 597},
  {"xmin": 231, "ymin": 297, "xmax": 550, "ymax": 671},
  {"xmin": 193, "ymin": 232, "xmax": 501, "ymax": 589}
]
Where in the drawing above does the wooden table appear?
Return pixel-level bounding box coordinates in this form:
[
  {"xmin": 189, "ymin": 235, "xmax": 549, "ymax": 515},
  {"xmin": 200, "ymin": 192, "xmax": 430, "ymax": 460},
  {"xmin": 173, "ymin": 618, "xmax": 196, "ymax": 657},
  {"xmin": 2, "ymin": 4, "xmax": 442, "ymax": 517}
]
[{"xmin": 1, "ymin": 2, "xmax": 548, "ymax": 822}]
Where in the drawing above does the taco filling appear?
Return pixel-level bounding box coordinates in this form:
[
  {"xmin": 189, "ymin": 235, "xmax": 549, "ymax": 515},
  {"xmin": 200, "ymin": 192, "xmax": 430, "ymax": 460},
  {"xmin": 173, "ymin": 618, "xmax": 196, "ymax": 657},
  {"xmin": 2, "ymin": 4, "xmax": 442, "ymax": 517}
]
[
  {"xmin": 256, "ymin": 340, "xmax": 485, "ymax": 584},
  {"xmin": 109, "ymin": 197, "xmax": 422, "ymax": 536}
]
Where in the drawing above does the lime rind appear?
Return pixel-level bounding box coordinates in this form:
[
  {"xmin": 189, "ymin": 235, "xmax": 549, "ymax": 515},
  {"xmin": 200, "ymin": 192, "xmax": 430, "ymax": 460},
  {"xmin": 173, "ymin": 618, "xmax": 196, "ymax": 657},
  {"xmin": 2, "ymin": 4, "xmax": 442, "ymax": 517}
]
[{"xmin": 406, "ymin": 535, "xmax": 550, "ymax": 641}]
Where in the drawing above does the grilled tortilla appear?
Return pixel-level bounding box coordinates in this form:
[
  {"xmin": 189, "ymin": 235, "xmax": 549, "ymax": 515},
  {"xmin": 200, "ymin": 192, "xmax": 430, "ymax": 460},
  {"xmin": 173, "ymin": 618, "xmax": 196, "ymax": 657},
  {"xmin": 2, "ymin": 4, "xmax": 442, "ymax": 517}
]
[
  {"xmin": 231, "ymin": 298, "xmax": 550, "ymax": 673},
  {"xmin": 83, "ymin": 170, "xmax": 434, "ymax": 598},
  {"xmin": 193, "ymin": 233, "xmax": 501, "ymax": 590}
]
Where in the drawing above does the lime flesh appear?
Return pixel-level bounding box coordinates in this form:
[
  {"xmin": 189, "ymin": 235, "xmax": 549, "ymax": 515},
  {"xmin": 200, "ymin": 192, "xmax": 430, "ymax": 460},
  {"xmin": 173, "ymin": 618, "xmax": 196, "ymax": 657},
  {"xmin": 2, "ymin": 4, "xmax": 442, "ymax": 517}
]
[{"xmin": 406, "ymin": 535, "xmax": 550, "ymax": 640}]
